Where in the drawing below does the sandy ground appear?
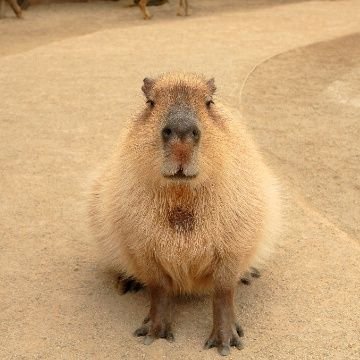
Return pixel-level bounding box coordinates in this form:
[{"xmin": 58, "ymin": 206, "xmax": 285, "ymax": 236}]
[{"xmin": 1, "ymin": 0, "xmax": 359, "ymax": 359}]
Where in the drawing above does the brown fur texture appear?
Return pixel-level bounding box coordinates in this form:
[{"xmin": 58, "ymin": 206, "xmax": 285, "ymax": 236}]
[
  {"xmin": 0, "ymin": 0, "xmax": 22, "ymax": 19},
  {"xmin": 88, "ymin": 72, "xmax": 280, "ymax": 295}
]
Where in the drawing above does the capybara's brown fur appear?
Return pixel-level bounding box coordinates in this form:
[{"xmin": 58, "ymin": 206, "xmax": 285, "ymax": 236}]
[
  {"xmin": 0, "ymin": 0, "xmax": 22, "ymax": 19},
  {"xmin": 88, "ymin": 72, "xmax": 280, "ymax": 355}
]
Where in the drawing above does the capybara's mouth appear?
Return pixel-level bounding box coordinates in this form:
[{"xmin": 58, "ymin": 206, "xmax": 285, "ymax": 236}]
[{"xmin": 164, "ymin": 168, "xmax": 197, "ymax": 180}]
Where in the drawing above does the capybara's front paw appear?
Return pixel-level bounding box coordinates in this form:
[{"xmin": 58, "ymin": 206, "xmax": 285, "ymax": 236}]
[
  {"xmin": 134, "ymin": 316, "xmax": 174, "ymax": 345},
  {"xmin": 204, "ymin": 322, "xmax": 244, "ymax": 356}
]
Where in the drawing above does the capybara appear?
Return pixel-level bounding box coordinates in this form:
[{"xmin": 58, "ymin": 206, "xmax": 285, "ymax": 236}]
[
  {"xmin": 0, "ymin": 0, "xmax": 22, "ymax": 19},
  {"xmin": 88, "ymin": 72, "xmax": 281, "ymax": 356}
]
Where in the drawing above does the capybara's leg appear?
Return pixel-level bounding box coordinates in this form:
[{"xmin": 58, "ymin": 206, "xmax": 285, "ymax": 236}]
[
  {"xmin": 204, "ymin": 287, "xmax": 244, "ymax": 356},
  {"xmin": 117, "ymin": 274, "xmax": 145, "ymax": 294},
  {"xmin": 177, "ymin": 0, "xmax": 183, "ymax": 16},
  {"xmin": 134, "ymin": 285, "xmax": 174, "ymax": 344},
  {"xmin": 18, "ymin": 0, "xmax": 30, "ymax": 10},
  {"xmin": 177, "ymin": 0, "xmax": 189, "ymax": 16},
  {"xmin": 0, "ymin": 0, "xmax": 6, "ymax": 18},
  {"xmin": 8, "ymin": 0, "xmax": 22, "ymax": 18},
  {"xmin": 184, "ymin": 0, "xmax": 188, "ymax": 16},
  {"xmin": 139, "ymin": 0, "xmax": 151, "ymax": 19}
]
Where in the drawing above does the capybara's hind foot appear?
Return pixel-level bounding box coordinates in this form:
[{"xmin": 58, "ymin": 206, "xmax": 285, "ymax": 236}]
[
  {"xmin": 117, "ymin": 275, "xmax": 144, "ymax": 294},
  {"xmin": 240, "ymin": 267, "xmax": 260, "ymax": 285},
  {"xmin": 134, "ymin": 316, "xmax": 174, "ymax": 344}
]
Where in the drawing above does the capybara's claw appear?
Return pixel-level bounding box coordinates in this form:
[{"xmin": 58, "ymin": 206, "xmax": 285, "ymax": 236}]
[
  {"xmin": 134, "ymin": 317, "xmax": 174, "ymax": 344},
  {"xmin": 204, "ymin": 322, "xmax": 244, "ymax": 356}
]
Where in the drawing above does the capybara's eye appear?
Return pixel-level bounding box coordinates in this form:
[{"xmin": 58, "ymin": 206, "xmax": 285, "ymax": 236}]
[
  {"xmin": 206, "ymin": 99, "xmax": 214, "ymax": 108},
  {"xmin": 146, "ymin": 99, "xmax": 155, "ymax": 107}
]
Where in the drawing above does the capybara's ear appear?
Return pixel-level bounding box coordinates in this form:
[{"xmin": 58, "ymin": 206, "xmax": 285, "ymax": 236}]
[
  {"xmin": 207, "ymin": 78, "xmax": 216, "ymax": 95},
  {"xmin": 142, "ymin": 77, "xmax": 155, "ymax": 98}
]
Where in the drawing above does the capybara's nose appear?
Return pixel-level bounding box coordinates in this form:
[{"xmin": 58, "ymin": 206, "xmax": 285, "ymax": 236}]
[
  {"xmin": 162, "ymin": 107, "xmax": 201, "ymax": 143},
  {"xmin": 162, "ymin": 123, "xmax": 200, "ymax": 143}
]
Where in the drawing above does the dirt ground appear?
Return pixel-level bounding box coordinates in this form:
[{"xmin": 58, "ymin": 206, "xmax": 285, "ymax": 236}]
[{"xmin": 1, "ymin": 0, "xmax": 359, "ymax": 359}]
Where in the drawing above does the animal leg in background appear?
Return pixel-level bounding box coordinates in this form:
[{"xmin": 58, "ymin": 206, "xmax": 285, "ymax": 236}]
[
  {"xmin": 9, "ymin": 0, "xmax": 22, "ymax": 18},
  {"xmin": 138, "ymin": 0, "xmax": 152, "ymax": 20},
  {"xmin": 1, "ymin": 0, "xmax": 23, "ymax": 18},
  {"xmin": 0, "ymin": 0, "xmax": 6, "ymax": 18},
  {"xmin": 177, "ymin": 0, "xmax": 189, "ymax": 16}
]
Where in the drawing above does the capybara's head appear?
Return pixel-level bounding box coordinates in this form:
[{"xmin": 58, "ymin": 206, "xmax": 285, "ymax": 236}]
[{"xmin": 127, "ymin": 73, "xmax": 229, "ymax": 187}]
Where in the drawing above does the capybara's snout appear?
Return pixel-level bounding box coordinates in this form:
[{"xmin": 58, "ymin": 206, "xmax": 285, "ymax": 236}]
[
  {"xmin": 161, "ymin": 106, "xmax": 200, "ymax": 179},
  {"xmin": 161, "ymin": 106, "xmax": 201, "ymax": 145}
]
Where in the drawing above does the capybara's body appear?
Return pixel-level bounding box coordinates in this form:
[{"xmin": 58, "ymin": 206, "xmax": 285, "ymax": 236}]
[{"xmin": 89, "ymin": 73, "xmax": 280, "ymax": 355}]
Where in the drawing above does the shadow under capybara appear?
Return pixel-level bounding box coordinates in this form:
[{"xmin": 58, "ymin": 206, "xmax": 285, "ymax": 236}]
[{"xmin": 88, "ymin": 72, "xmax": 281, "ymax": 356}]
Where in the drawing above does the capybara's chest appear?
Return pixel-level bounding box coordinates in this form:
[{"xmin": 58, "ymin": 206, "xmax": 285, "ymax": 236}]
[
  {"xmin": 150, "ymin": 234, "xmax": 217, "ymax": 294},
  {"xmin": 124, "ymin": 205, "xmax": 221, "ymax": 293}
]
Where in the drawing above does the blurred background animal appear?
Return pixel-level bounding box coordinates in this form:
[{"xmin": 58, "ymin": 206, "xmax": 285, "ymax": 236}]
[
  {"xmin": 136, "ymin": 0, "xmax": 189, "ymax": 19},
  {"xmin": 0, "ymin": 0, "xmax": 23, "ymax": 18}
]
